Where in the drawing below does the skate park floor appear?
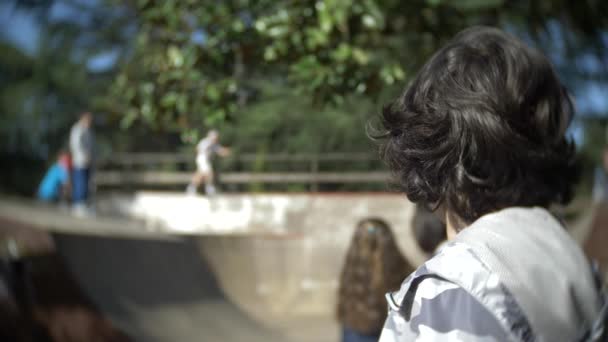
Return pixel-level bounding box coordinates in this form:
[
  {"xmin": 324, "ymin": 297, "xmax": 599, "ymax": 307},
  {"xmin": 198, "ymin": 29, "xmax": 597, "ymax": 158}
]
[
  {"xmin": 2, "ymin": 194, "xmax": 605, "ymax": 341},
  {"xmin": 1, "ymin": 193, "xmax": 415, "ymax": 341}
]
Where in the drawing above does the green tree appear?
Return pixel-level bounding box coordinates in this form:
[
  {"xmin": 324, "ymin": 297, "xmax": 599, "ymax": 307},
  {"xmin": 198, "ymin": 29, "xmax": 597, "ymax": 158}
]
[
  {"xmin": 109, "ymin": 0, "xmax": 608, "ymax": 139},
  {"xmin": 0, "ymin": 0, "xmax": 132, "ymax": 194},
  {"xmin": 0, "ymin": 0, "xmax": 131, "ymax": 158}
]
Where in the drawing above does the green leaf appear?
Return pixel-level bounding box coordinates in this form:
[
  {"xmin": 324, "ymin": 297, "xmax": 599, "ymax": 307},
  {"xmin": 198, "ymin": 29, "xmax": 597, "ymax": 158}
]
[
  {"xmin": 160, "ymin": 92, "xmax": 178, "ymax": 107},
  {"xmin": 120, "ymin": 109, "xmax": 138, "ymax": 130},
  {"xmin": 232, "ymin": 19, "xmax": 245, "ymax": 32},
  {"xmin": 254, "ymin": 19, "xmax": 267, "ymax": 32},
  {"xmin": 264, "ymin": 47, "xmax": 278, "ymax": 61},
  {"xmin": 206, "ymin": 85, "xmax": 221, "ymax": 101},
  {"xmin": 446, "ymin": 0, "xmax": 503, "ymax": 10},
  {"xmin": 176, "ymin": 95, "xmax": 188, "ymax": 114},
  {"xmin": 167, "ymin": 46, "xmax": 184, "ymax": 67},
  {"xmin": 352, "ymin": 48, "xmax": 370, "ymax": 65},
  {"xmin": 137, "ymin": 0, "xmax": 150, "ymax": 8},
  {"xmin": 330, "ymin": 43, "xmax": 351, "ymax": 62}
]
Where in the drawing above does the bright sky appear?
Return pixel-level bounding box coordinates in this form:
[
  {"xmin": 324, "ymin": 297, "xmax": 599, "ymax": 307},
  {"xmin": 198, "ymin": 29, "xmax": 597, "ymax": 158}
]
[{"xmin": 0, "ymin": 2, "xmax": 41, "ymax": 55}]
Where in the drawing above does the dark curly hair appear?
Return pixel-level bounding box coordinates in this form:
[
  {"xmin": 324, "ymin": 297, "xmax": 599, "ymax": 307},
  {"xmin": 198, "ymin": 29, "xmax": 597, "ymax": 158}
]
[
  {"xmin": 378, "ymin": 26, "xmax": 579, "ymax": 224},
  {"xmin": 337, "ymin": 218, "xmax": 413, "ymax": 335},
  {"xmin": 412, "ymin": 205, "xmax": 446, "ymax": 254}
]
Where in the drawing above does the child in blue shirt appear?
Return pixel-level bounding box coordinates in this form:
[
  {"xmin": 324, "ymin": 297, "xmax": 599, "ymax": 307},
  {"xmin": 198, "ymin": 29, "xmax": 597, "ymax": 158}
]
[{"xmin": 37, "ymin": 152, "xmax": 71, "ymax": 202}]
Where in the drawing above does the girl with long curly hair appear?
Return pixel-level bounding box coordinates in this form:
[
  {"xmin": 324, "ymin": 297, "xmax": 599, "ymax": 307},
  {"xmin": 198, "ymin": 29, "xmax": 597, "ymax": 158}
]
[{"xmin": 337, "ymin": 218, "xmax": 414, "ymax": 342}]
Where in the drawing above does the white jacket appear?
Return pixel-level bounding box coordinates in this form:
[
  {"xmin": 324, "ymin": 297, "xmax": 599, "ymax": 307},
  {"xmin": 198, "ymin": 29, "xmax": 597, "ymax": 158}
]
[{"xmin": 380, "ymin": 207, "xmax": 602, "ymax": 341}]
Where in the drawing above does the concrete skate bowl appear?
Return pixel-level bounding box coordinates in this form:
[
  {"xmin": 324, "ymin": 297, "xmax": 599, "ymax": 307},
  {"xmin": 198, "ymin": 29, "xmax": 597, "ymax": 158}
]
[
  {"xmin": 2, "ymin": 194, "xmax": 599, "ymax": 341},
  {"xmin": 93, "ymin": 192, "xmax": 423, "ymax": 340}
]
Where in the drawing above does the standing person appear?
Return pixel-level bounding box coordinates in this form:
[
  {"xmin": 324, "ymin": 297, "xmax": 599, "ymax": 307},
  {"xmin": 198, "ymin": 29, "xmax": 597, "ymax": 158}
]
[
  {"xmin": 186, "ymin": 130, "xmax": 231, "ymax": 195},
  {"xmin": 376, "ymin": 27, "xmax": 605, "ymax": 341},
  {"xmin": 69, "ymin": 112, "xmax": 94, "ymax": 215},
  {"xmin": 337, "ymin": 218, "xmax": 414, "ymax": 342},
  {"xmin": 37, "ymin": 151, "xmax": 72, "ymax": 203}
]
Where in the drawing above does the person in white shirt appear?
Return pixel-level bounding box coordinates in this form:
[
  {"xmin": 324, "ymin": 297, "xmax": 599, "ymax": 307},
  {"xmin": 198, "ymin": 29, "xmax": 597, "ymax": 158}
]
[
  {"xmin": 69, "ymin": 112, "xmax": 94, "ymax": 213},
  {"xmin": 186, "ymin": 130, "xmax": 231, "ymax": 195}
]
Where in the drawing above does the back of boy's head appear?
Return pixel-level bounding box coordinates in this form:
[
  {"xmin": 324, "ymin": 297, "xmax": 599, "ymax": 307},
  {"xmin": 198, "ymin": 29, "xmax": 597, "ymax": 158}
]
[{"xmin": 380, "ymin": 26, "xmax": 579, "ymax": 224}]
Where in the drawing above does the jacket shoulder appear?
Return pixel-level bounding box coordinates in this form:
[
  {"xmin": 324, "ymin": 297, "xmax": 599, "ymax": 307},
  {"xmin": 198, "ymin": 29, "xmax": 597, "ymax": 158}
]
[{"xmin": 380, "ymin": 243, "xmax": 534, "ymax": 342}]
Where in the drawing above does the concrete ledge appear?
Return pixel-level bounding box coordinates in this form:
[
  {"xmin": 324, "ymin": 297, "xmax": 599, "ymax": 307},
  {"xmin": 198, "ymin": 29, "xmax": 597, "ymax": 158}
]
[
  {"xmin": 0, "ymin": 196, "xmax": 175, "ymax": 241},
  {"xmin": 2, "ymin": 192, "xmax": 424, "ymax": 330}
]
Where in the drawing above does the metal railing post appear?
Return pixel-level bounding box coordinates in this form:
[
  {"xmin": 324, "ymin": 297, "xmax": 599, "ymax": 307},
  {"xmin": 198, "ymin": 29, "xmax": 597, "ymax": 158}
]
[{"xmin": 310, "ymin": 155, "xmax": 319, "ymax": 192}]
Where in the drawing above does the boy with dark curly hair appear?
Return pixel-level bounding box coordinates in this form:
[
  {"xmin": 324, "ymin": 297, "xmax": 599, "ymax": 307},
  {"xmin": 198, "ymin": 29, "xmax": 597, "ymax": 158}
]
[{"xmin": 377, "ymin": 26, "xmax": 604, "ymax": 341}]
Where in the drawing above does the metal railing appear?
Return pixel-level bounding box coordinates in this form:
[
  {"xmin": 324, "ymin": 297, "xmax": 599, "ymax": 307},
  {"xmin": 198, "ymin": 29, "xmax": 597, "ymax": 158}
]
[{"xmin": 95, "ymin": 152, "xmax": 390, "ymax": 191}]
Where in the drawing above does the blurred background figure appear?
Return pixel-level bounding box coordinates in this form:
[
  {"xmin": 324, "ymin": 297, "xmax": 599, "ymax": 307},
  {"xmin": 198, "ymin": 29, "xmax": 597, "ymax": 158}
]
[
  {"xmin": 592, "ymin": 148, "xmax": 608, "ymax": 204},
  {"xmin": 411, "ymin": 206, "xmax": 447, "ymax": 256},
  {"xmin": 69, "ymin": 112, "xmax": 94, "ymax": 216},
  {"xmin": 187, "ymin": 130, "xmax": 231, "ymax": 196},
  {"xmin": 36, "ymin": 150, "xmax": 71, "ymax": 205},
  {"xmin": 336, "ymin": 218, "xmax": 414, "ymax": 342}
]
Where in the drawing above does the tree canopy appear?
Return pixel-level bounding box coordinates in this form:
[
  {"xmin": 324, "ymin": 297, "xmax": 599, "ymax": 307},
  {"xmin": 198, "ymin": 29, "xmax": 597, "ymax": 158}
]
[
  {"xmin": 1, "ymin": 0, "xmax": 608, "ymax": 194},
  {"xmin": 0, "ymin": 0, "xmax": 131, "ymax": 158},
  {"xmin": 107, "ymin": 0, "xmax": 608, "ymax": 141}
]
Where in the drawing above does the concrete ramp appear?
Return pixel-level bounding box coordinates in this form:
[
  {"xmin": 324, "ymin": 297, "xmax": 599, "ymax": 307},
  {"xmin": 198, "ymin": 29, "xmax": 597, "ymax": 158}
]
[
  {"xmin": 2, "ymin": 192, "xmax": 422, "ymax": 341},
  {"xmin": 96, "ymin": 192, "xmax": 418, "ymax": 237},
  {"xmin": 95, "ymin": 192, "xmax": 424, "ymax": 259},
  {"xmin": 6, "ymin": 193, "xmax": 598, "ymax": 340},
  {"xmin": 53, "ymin": 235, "xmax": 295, "ymax": 341},
  {"xmin": 95, "ymin": 192, "xmax": 424, "ymax": 321}
]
